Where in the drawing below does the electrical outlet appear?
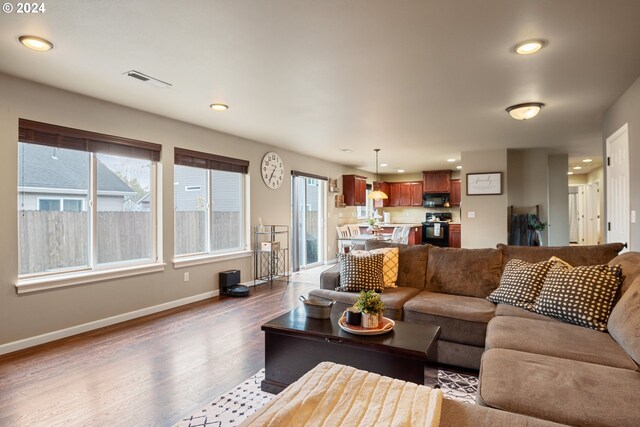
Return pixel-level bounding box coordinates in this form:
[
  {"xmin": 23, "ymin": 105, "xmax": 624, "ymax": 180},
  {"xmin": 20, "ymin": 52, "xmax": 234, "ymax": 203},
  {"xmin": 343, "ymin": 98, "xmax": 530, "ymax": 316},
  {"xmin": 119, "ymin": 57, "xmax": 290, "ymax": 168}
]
[
  {"xmin": 183, "ymin": 272, "xmax": 190, "ymax": 282},
  {"xmin": 632, "ymin": 210, "xmax": 637, "ymax": 224}
]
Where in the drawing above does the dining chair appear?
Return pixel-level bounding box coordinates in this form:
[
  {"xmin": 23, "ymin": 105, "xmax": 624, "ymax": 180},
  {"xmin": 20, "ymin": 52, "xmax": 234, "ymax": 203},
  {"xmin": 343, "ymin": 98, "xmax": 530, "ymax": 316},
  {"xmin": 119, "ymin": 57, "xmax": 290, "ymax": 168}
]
[
  {"xmin": 336, "ymin": 226, "xmax": 352, "ymax": 253},
  {"xmin": 346, "ymin": 224, "xmax": 361, "ymax": 237},
  {"xmin": 390, "ymin": 227, "xmax": 403, "ymax": 243}
]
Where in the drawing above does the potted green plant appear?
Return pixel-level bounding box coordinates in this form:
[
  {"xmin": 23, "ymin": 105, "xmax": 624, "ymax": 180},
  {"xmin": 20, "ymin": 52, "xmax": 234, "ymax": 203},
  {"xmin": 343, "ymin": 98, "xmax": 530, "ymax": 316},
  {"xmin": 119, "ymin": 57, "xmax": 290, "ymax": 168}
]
[{"xmin": 353, "ymin": 290, "xmax": 385, "ymax": 328}]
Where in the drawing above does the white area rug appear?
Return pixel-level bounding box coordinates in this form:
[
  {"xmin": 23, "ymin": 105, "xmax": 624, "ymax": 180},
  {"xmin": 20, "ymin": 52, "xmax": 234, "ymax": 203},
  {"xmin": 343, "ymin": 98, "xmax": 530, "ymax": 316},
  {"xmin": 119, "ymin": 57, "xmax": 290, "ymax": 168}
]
[{"xmin": 176, "ymin": 368, "xmax": 478, "ymax": 427}]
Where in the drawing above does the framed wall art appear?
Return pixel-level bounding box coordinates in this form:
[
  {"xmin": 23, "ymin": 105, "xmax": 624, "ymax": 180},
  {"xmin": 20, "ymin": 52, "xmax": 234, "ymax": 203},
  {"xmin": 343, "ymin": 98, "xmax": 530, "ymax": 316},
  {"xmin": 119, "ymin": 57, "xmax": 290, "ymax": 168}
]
[{"xmin": 466, "ymin": 172, "xmax": 502, "ymax": 195}]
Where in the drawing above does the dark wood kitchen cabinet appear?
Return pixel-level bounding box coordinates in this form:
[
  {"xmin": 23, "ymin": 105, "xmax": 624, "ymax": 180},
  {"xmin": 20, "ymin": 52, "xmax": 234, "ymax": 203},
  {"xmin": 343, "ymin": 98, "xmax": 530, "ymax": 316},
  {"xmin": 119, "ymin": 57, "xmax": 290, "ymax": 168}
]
[
  {"xmin": 388, "ymin": 182, "xmax": 422, "ymax": 207},
  {"xmin": 450, "ymin": 179, "xmax": 461, "ymax": 206},
  {"xmin": 422, "ymin": 170, "xmax": 451, "ymax": 193},
  {"xmin": 410, "ymin": 182, "xmax": 423, "ymax": 206},
  {"xmin": 373, "ymin": 181, "xmax": 390, "ymax": 208},
  {"xmin": 343, "ymin": 175, "xmax": 367, "ymax": 206},
  {"xmin": 449, "ymin": 224, "xmax": 461, "ymax": 248}
]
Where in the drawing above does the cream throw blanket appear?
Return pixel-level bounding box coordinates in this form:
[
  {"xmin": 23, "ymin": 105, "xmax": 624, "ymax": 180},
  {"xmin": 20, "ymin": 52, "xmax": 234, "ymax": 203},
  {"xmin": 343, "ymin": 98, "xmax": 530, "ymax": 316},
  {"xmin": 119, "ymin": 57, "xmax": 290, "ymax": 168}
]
[{"xmin": 245, "ymin": 362, "xmax": 442, "ymax": 427}]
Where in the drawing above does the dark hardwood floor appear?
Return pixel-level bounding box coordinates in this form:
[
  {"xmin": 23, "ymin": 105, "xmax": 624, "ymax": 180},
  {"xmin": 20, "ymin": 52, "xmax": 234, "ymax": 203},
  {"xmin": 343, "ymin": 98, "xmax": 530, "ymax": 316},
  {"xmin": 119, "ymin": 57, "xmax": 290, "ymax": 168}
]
[{"xmin": 0, "ymin": 268, "xmax": 327, "ymax": 426}]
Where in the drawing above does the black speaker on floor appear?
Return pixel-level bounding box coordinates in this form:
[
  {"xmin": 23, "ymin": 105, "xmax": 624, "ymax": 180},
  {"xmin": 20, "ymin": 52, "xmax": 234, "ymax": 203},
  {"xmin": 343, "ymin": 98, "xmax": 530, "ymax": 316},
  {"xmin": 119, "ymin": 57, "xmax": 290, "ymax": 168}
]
[{"xmin": 219, "ymin": 270, "xmax": 249, "ymax": 297}]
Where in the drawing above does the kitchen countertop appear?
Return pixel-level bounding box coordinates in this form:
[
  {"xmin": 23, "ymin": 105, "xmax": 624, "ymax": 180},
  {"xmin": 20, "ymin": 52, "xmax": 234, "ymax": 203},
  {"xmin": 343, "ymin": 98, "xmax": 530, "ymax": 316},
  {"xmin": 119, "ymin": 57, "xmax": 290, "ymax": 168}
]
[{"xmin": 357, "ymin": 223, "xmax": 423, "ymax": 228}]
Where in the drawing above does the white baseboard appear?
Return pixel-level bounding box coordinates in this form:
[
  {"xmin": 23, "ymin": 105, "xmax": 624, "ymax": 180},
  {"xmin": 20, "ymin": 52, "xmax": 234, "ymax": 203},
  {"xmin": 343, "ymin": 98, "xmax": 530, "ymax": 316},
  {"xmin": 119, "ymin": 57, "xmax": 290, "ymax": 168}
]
[{"xmin": 0, "ymin": 290, "xmax": 219, "ymax": 356}]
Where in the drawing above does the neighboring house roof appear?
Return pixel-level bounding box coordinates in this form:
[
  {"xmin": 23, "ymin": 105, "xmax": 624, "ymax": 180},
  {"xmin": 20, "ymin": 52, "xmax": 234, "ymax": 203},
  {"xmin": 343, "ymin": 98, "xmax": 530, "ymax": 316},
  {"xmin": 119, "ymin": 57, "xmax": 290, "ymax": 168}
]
[{"xmin": 18, "ymin": 143, "xmax": 135, "ymax": 193}]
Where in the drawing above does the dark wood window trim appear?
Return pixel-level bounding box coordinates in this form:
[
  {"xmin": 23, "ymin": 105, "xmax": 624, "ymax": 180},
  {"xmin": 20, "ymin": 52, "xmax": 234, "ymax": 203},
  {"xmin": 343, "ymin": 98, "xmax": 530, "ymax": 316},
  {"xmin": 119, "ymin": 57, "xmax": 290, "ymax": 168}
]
[
  {"xmin": 18, "ymin": 118, "xmax": 161, "ymax": 161},
  {"xmin": 174, "ymin": 147, "xmax": 249, "ymax": 174},
  {"xmin": 291, "ymin": 170, "xmax": 328, "ymax": 181}
]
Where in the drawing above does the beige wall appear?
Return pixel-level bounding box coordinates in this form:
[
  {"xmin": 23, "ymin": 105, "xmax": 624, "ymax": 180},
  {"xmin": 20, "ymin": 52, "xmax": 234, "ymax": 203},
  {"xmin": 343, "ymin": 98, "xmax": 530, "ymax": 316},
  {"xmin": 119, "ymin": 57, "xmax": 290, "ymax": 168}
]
[
  {"xmin": 547, "ymin": 154, "xmax": 569, "ymax": 246},
  {"xmin": 603, "ymin": 74, "xmax": 640, "ymax": 251},
  {"xmin": 460, "ymin": 149, "xmax": 508, "ymax": 248},
  {"xmin": 0, "ymin": 73, "xmax": 353, "ymax": 346}
]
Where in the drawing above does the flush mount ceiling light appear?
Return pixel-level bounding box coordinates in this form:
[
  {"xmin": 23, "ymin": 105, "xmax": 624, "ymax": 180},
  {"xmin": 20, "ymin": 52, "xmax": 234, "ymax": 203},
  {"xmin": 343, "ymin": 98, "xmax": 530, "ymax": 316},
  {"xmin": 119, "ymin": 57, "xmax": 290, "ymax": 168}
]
[
  {"xmin": 447, "ymin": 158, "xmax": 456, "ymax": 162},
  {"xmin": 583, "ymin": 158, "xmax": 593, "ymax": 163},
  {"xmin": 19, "ymin": 35, "xmax": 53, "ymax": 51},
  {"xmin": 567, "ymin": 171, "xmax": 574, "ymax": 175},
  {"xmin": 368, "ymin": 149, "xmax": 388, "ymax": 201},
  {"xmin": 573, "ymin": 166, "xmax": 582, "ymax": 170},
  {"xmin": 456, "ymin": 165, "xmax": 462, "ymax": 170},
  {"xmin": 397, "ymin": 169, "xmax": 405, "ymax": 173},
  {"xmin": 210, "ymin": 103, "xmax": 229, "ymax": 112},
  {"xmin": 513, "ymin": 39, "xmax": 546, "ymax": 55},
  {"xmin": 380, "ymin": 163, "xmax": 388, "ymax": 167},
  {"xmin": 506, "ymin": 102, "xmax": 545, "ymax": 120}
]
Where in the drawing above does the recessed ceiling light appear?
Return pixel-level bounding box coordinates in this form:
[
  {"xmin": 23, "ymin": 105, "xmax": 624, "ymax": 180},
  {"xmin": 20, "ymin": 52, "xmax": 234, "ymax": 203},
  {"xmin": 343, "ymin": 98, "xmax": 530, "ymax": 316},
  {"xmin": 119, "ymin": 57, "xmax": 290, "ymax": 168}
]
[
  {"xmin": 380, "ymin": 163, "xmax": 388, "ymax": 167},
  {"xmin": 573, "ymin": 166, "xmax": 582, "ymax": 170},
  {"xmin": 513, "ymin": 39, "xmax": 546, "ymax": 55},
  {"xmin": 506, "ymin": 102, "xmax": 545, "ymax": 120},
  {"xmin": 340, "ymin": 148, "xmax": 352, "ymax": 153},
  {"xmin": 397, "ymin": 169, "xmax": 405, "ymax": 173},
  {"xmin": 447, "ymin": 158, "xmax": 456, "ymax": 162},
  {"xmin": 456, "ymin": 165, "xmax": 462, "ymax": 170},
  {"xmin": 583, "ymin": 158, "xmax": 593, "ymax": 163},
  {"xmin": 210, "ymin": 103, "xmax": 228, "ymax": 112},
  {"xmin": 19, "ymin": 35, "xmax": 53, "ymax": 51},
  {"xmin": 567, "ymin": 172, "xmax": 574, "ymax": 175}
]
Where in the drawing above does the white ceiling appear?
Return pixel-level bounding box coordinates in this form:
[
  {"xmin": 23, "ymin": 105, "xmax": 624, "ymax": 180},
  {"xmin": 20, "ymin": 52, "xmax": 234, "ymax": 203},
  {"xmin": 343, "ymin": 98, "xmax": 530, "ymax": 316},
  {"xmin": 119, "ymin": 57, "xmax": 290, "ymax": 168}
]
[{"xmin": 1, "ymin": 0, "xmax": 640, "ymax": 174}]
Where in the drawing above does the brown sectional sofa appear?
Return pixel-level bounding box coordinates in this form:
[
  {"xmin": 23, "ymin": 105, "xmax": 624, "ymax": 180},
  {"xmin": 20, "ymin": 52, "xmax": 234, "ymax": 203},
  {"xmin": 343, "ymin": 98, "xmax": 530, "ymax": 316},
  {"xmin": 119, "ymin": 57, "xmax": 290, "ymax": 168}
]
[{"xmin": 309, "ymin": 241, "xmax": 640, "ymax": 426}]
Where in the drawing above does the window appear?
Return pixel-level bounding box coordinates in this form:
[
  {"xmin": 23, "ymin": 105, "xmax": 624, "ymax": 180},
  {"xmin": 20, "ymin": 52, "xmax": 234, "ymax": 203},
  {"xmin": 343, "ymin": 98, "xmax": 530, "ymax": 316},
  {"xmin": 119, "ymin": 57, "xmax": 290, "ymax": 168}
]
[
  {"xmin": 174, "ymin": 148, "xmax": 249, "ymax": 257},
  {"xmin": 356, "ymin": 185, "xmax": 373, "ymax": 218},
  {"xmin": 37, "ymin": 198, "xmax": 85, "ymax": 211},
  {"xmin": 18, "ymin": 119, "xmax": 161, "ymax": 278}
]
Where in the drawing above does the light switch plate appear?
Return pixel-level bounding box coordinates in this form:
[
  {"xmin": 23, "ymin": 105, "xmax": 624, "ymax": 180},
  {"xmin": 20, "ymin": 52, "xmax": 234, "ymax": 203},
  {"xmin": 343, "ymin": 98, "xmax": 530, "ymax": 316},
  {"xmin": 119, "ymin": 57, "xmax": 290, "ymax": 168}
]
[
  {"xmin": 632, "ymin": 210, "xmax": 637, "ymax": 223},
  {"xmin": 468, "ymin": 211, "xmax": 476, "ymax": 218}
]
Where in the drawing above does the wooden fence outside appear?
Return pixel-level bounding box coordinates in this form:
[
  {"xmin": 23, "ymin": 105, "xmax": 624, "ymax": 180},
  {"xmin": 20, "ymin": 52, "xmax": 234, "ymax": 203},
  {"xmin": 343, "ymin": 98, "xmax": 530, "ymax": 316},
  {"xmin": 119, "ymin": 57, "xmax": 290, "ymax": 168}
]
[{"xmin": 19, "ymin": 210, "xmax": 242, "ymax": 274}]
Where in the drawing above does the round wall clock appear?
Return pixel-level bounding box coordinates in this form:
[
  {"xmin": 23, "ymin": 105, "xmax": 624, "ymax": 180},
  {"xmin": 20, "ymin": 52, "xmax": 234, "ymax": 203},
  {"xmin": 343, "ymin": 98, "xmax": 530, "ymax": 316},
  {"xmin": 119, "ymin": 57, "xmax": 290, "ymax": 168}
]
[{"xmin": 261, "ymin": 151, "xmax": 285, "ymax": 189}]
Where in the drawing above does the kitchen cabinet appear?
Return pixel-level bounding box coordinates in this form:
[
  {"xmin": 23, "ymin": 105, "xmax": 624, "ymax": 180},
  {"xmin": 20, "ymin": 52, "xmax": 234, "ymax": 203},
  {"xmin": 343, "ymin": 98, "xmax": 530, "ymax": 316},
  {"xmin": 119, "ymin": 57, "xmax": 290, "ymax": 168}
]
[
  {"xmin": 373, "ymin": 181, "xmax": 390, "ymax": 208},
  {"xmin": 410, "ymin": 182, "xmax": 423, "ymax": 206},
  {"xmin": 449, "ymin": 224, "xmax": 461, "ymax": 248},
  {"xmin": 388, "ymin": 182, "xmax": 422, "ymax": 207},
  {"xmin": 450, "ymin": 179, "xmax": 461, "ymax": 206},
  {"xmin": 422, "ymin": 170, "xmax": 451, "ymax": 193},
  {"xmin": 342, "ymin": 175, "xmax": 367, "ymax": 206}
]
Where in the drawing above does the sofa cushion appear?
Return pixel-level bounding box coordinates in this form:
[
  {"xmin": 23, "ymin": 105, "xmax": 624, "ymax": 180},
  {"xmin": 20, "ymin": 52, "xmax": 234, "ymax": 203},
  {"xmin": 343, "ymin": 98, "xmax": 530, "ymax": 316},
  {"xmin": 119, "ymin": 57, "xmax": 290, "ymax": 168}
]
[
  {"xmin": 608, "ymin": 275, "xmax": 640, "ymax": 366},
  {"xmin": 337, "ymin": 252, "xmax": 384, "ymax": 292},
  {"xmin": 494, "ymin": 303, "xmax": 558, "ymax": 322},
  {"xmin": 532, "ymin": 264, "xmax": 622, "ymax": 331},
  {"xmin": 608, "ymin": 251, "xmax": 640, "ymax": 295},
  {"xmin": 403, "ymin": 291, "xmax": 495, "ymax": 347},
  {"xmin": 478, "ymin": 348, "xmax": 640, "ymax": 427},
  {"xmin": 497, "ymin": 242, "xmax": 624, "ymax": 268},
  {"xmin": 309, "ymin": 287, "xmax": 420, "ymax": 320},
  {"xmin": 426, "ymin": 247, "xmax": 503, "ymax": 298},
  {"xmin": 365, "ymin": 241, "xmax": 429, "ymax": 290},
  {"xmin": 487, "ymin": 259, "xmax": 555, "ymax": 310},
  {"xmin": 486, "ymin": 316, "xmax": 637, "ymax": 370},
  {"xmin": 440, "ymin": 397, "xmax": 567, "ymax": 427}
]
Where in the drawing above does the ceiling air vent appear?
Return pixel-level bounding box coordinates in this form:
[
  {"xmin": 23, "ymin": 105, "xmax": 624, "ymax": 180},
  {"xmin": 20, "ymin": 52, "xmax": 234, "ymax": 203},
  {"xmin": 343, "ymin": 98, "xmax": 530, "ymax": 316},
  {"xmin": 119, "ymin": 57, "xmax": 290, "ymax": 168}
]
[{"xmin": 123, "ymin": 70, "xmax": 172, "ymax": 88}]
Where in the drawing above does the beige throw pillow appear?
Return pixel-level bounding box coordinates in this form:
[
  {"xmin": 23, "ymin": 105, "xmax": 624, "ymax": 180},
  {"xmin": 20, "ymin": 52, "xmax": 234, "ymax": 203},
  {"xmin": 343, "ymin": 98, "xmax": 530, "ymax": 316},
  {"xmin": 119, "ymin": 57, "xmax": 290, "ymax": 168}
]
[{"xmin": 369, "ymin": 247, "xmax": 399, "ymax": 288}]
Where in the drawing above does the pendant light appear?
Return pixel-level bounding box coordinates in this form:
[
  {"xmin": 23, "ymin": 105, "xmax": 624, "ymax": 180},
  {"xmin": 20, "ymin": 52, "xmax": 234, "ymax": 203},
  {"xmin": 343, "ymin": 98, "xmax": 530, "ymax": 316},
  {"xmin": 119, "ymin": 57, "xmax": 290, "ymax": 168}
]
[{"xmin": 367, "ymin": 149, "xmax": 388, "ymax": 200}]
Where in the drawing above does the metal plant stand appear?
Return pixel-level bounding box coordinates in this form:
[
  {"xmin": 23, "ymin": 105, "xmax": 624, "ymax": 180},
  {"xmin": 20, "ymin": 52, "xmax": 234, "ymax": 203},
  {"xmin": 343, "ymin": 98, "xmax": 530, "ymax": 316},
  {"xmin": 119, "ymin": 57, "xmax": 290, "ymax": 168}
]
[{"xmin": 254, "ymin": 225, "xmax": 289, "ymax": 288}]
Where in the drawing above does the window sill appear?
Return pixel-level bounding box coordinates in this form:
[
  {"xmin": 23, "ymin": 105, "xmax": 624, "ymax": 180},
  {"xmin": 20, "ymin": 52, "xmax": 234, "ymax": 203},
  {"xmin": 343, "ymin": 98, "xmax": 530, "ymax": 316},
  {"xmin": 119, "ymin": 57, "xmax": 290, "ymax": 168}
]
[
  {"xmin": 15, "ymin": 263, "xmax": 166, "ymax": 294},
  {"xmin": 173, "ymin": 250, "xmax": 252, "ymax": 269}
]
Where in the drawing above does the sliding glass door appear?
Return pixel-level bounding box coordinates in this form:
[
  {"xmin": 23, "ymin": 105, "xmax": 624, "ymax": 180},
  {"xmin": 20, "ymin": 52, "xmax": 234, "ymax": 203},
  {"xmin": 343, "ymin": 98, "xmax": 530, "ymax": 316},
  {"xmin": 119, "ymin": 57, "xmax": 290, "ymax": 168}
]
[{"xmin": 291, "ymin": 174, "xmax": 325, "ymax": 271}]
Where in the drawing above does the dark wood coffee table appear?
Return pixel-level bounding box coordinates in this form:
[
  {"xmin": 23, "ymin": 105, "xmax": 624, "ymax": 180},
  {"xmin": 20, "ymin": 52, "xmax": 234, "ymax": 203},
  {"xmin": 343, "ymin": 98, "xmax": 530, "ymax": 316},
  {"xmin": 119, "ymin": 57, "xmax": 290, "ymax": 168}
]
[{"xmin": 261, "ymin": 307, "xmax": 440, "ymax": 393}]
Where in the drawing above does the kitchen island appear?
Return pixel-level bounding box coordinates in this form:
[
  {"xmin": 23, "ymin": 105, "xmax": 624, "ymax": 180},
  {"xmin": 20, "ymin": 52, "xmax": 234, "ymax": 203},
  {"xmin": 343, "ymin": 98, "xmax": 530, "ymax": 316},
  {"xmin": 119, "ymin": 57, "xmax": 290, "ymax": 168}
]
[{"xmin": 358, "ymin": 223, "xmax": 422, "ymax": 245}]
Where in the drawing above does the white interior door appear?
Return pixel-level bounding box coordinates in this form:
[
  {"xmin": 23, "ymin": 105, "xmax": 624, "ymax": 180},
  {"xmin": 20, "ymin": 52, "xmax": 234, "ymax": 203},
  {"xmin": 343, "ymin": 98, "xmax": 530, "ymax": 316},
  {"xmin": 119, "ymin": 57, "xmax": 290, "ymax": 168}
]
[{"xmin": 606, "ymin": 123, "xmax": 630, "ymax": 250}]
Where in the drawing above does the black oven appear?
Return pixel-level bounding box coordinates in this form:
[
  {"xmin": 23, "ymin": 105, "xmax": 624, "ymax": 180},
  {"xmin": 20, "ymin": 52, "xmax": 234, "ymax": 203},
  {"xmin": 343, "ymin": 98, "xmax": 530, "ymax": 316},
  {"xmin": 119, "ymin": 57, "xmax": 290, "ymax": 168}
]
[
  {"xmin": 422, "ymin": 212, "xmax": 452, "ymax": 247},
  {"xmin": 422, "ymin": 221, "xmax": 449, "ymax": 247}
]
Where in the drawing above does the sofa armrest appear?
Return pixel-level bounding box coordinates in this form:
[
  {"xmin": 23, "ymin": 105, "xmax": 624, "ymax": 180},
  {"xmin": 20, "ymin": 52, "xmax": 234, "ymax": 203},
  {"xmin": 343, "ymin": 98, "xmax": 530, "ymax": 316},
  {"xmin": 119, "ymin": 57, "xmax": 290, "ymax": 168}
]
[{"xmin": 320, "ymin": 264, "xmax": 340, "ymax": 290}]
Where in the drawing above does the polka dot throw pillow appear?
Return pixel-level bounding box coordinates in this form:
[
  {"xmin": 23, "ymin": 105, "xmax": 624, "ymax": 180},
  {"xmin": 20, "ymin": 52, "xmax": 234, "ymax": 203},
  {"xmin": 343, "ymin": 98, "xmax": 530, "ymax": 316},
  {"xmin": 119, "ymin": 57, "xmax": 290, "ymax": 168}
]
[
  {"xmin": 532, "ymin": 263, "xmax": 623, "ymax": 331},
  {"xmin": 337, "ymin": 252, "xmax": 384, "ymax": 292},
  {"xmin": 487, "ymin": 259, "xmax": 556, "ymax": 310}
]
